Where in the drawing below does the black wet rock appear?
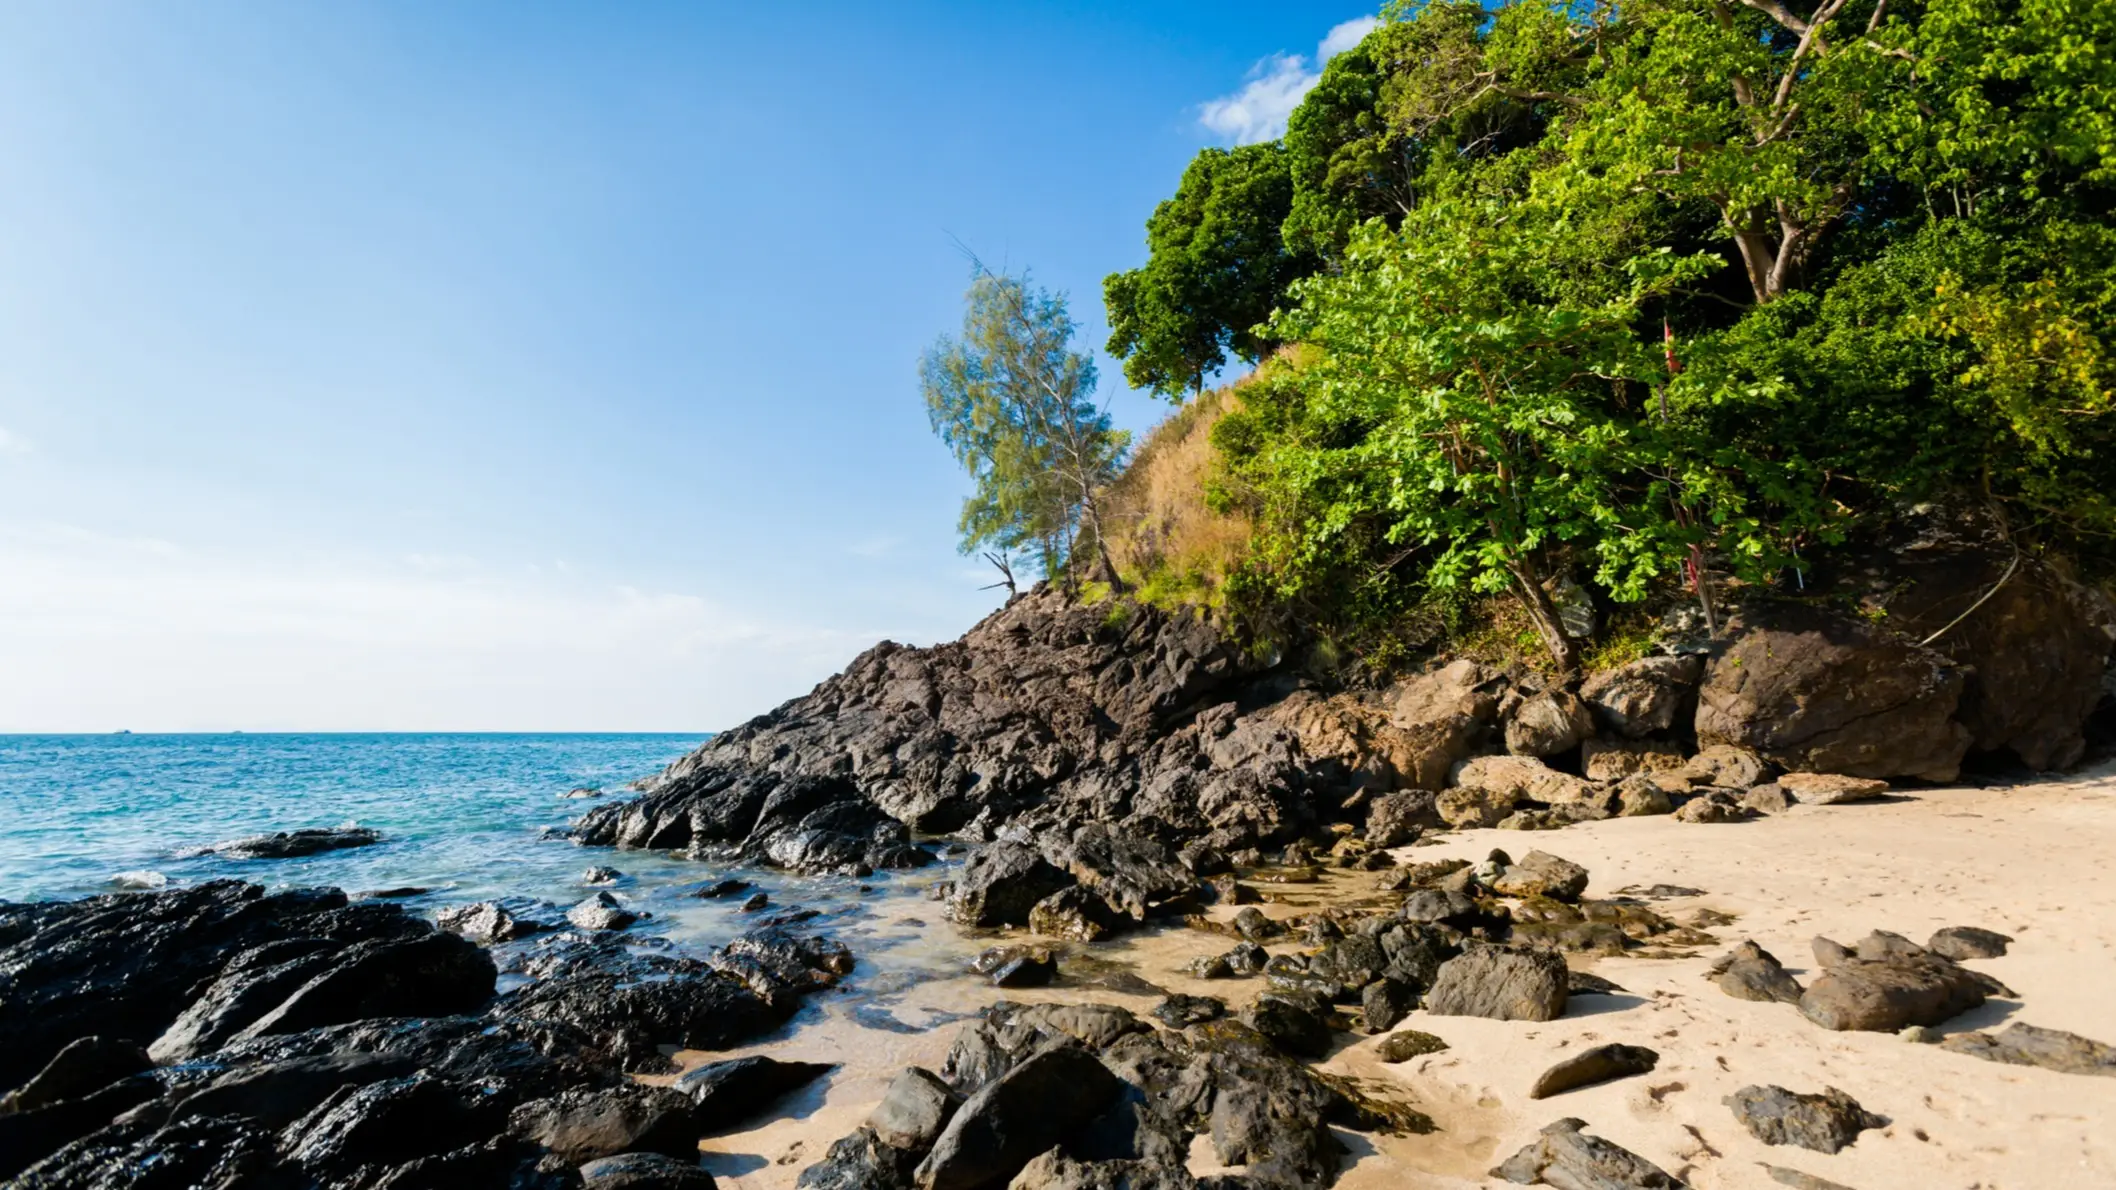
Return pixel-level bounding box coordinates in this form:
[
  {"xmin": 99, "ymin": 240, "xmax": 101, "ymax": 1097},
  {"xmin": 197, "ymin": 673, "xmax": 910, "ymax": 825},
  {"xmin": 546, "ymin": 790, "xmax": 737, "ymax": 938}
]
[
  {"xmin": 1242, "ymin": 992, "xmax": 1334, "ymax": 1059},
  {"xmin": 1725, "ymin": 1085, "xmax": 1887, "ymax": 1154},
  {"xmin": 1529, "ymin": 1044, "xmax": 1660, "ymax": 1099},
  {"xmin": 986, "ymin": 949, "xmax": 1057, "ymax": 989},
  {"xmin": 1569, "ymin": 971, "xmax": 1628, "ymax": 996},
  {"xmin": 1492, "ymin": 1117, "xmax": 1686, "ymax": 1187},
  {"xmin": 1230, "ymin": 905, "xmax": 1283, "ymax": 942},
  {"xmin": 740, "ymin": 892, "xmax": 770, "ymax": 912},
  {"xmin": 508, "ymin": 1084, "xmax": 699, "ymax": 1164},
  {"xmin": 1424, "ymin": 946, "xmax": 1570, "ymax": 1022},
  {"xmin": 795, "ymin": 1127, "xmax": 918, "ymax": 1190},
  {"xmin": 1361, "ymin": 978, "xmax": 1418, "ymax": 1034},
  {"xmin": 583, "ymin": 866, "xmax": 624, "ymax": 885},
  {"xmin": 436, "ymin": 899, "xmax": 553, "ymax": 944},
  {"xmin": 866, "ymin": 1066, "xmax": 960, "ymax": 1151},
  {"xmin": 690, "ymin": 879, "xmax": 753, "ymax": 899},
  {"xmin": 1939, "ymin": 1022, "xmax": 2116, "ymax": 1076},
  {"xmin": 914, "ymin": 1044, "xmax": 1123, "ymax": 1190},
  {"xmin": 198, "ymin": 826, "xmax": 383, "ymax": 859},
  {"xmin": 675, "ymin": 1056, "xmax": 834, "ymax": 1133},
  {"xmin": 0, "ymin": 1037, "xmax": 150, "ymax": 1116},
  {"xmin": 949, "ymin": 842, "xmax": 1073, "ymax": 928},
  {"xmin": 567, "ymin": 892, "xmax": 642, "ymax": 932},
  {"xmin": 1152, "ymin": 995, "xmax": 1226, "ymax": 1029},
  {"xmin": 1926, "ymin": 925, "xmax": 2012, "ymax": 960},
  {"xmin": 1708, "ymin": 941, "xmax": 1805, "ymax": 1004},
  {"xmin": 580, "ymin": 1151, "xmax": 719, "ymax": 1189}
]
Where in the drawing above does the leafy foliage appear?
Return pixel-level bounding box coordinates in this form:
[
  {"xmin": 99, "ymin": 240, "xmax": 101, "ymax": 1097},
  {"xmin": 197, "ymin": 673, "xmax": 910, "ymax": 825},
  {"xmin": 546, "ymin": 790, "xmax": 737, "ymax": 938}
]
[
  {"xmin": 923, "ymin": 271, "xmax": 1130, "ymax": 585},
  {"xmin": 1116, "ymin": 0, "xmax": 2116, "ymax": 671}
]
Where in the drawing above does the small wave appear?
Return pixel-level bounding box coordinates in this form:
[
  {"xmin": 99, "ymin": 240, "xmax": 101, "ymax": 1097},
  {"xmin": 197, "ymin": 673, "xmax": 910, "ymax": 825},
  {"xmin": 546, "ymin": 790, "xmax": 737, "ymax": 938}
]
[{"xmin": 110, "ymin": 870, "xmax": 169, "ymax": 890}]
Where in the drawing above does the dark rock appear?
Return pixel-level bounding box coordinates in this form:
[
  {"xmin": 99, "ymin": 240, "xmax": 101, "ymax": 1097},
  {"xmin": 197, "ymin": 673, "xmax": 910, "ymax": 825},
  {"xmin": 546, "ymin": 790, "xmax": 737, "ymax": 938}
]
[
  {"xmin": 1529, "ymin": 1043, "xmax": 1660, "ymax": 1098},
  {"xmin": 167, "ymin": 1052, "xmax": 416, "ymax": 1128},
  {"xmin": 1583, "ymin": 656, "xmax": 1704, "ymax": 739},
  {"xmin": 1361, "ymin": 978, "xmax": 1418, "ymax": 1033},
  {"xmin": 568, "ymin": 892, "xmax": 643, "ymax": 932},
  {"xmin": 990, "ymin": 951, "xmax": 1056, "ymax": 988},
  {"xmin": 1491, "ymin": 851, "xmax": 1590, "ymax": 901},
  {"xmin": 690, "ymin": 879, "xmax": 753, "ymax": 899},
  {"xmin": 1926, "ymin": 925, "xmax": 2012, "ymax": 960},
  {"xmin": 1674, "ymin": 790, "xmax": 1752, "ymax": 823},
  {"xmin": 280, "ymin": 1071, "xmax": 510, "ymax": 1176},
  {"xmin": 1694, "ymin": 602, "xmax": 1971, "ymax": 783},
  {"xmin": 1763, "ymin": 1167, "xmax": 1859, "ymax": 1190},
  {"xmin": 0, "ymin": 1037, "xmax": 150, "ymax": 1115},
  {"xmin": 352, "ymin": 886, "xmax": 430, "ymax": 900},
  {"xmin": 1152, "ymin": 995, "xmax": 1226, "ymax": 1029},
  {"xmin": 199, "ymin": 826, "xmax": 383, "ymax": 859},
  {"xmin": 579, "ymin": 1151, "xmax": 719, "ymax": 1189},
  {"xmin": 1506, "ymin": 691, "xmax": 1597, "ymax": 758},
  {"xmin": 1708, "ymin": 941, "xmax": 1805, "ymax": 1004},
  {"xmin": 9, "ymin": 1112, "xmax": 285, "ymax": 1190},
  {"xmin": 1724, "ymin": 1085, "xmax": 1887, "ymax": 1154},
  {"xmin": 1242, "ymin": 993, "xmax": 1333, "ymax": 1059},
  {"xmin": 509, "ymin": 1084, "xmax": 699, "ymax": 1163},
  {"xmin": 1569, "ymin": 971, "xmax": 1628, "ymax": 996},
  {"xmin": 796, "ymin": 1127, "xmax": 918, "ymax": 1190},
  {"xmin": 949, "ymin": 843, "xmax": 1074, "ymax": 929},
  {"xmin": 583, "ymin": 866, "xmax": 624, "ymax": 885},
  {"xmin": 437, "ymin": 900, "xmax": 551, "ymax": 944},
  {"xmin": 914, "ymin": 1044, "xmax": 1123, "ymax": 1190},
  {"xmin": 1374, "ymin": 1031, "xmax": 1449, "ymax": 1062},
  {"xmin": 1939, "ymin": 1022, "xmax": 2116, "ymax": 1076},
  {"xmin": 1425, "ymin": 946, "xmax": 1569, "ymax": 1022},
  {"xmin": 1028, "ymin": 886, "xmax": 1116, "ymax": 942},
  {"xmin": 1798, "ymin": 934, "xmax": 1999, "ymax": 1032},
  {"xmin": 1365, "ymin": 791, "xmax": 1438, "ymax": 849},
  {"xmin": 866, "ymin": 1066, "xmax": 960, "ymax": 1151},
  {"xmin": 674, "ymin": 1056, "xmax": 834, "ymax": 1132},
  {"xmin": 740, "ymin": 892, "xmax": 770, "ymax": 912},
  {"xmin": 1491, "ymin": 1117, "xmax": 1686, "ymax": 1187}
]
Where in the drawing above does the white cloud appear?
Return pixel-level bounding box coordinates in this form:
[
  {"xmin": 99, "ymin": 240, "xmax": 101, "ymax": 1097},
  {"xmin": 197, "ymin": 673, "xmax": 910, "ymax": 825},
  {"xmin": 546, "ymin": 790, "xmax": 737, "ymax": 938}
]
[
  {"xmin": 0, "ymin": 426, "xmax": 31, "ymax": 455},
  {"xmin": 0, "ymin": 523, "xmax": 882, "ymax": 732},
  {"xmin": 1198, "ymin": 15, "xmax": 1384, "ymax": 146}
]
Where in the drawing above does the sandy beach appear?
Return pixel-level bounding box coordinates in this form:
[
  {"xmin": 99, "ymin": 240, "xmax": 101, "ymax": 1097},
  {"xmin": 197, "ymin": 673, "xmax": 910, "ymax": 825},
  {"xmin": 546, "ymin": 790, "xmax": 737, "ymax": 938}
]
[{"xmin": 687, "ymin": 763, "xmax": 2116, "ymax": 1189}]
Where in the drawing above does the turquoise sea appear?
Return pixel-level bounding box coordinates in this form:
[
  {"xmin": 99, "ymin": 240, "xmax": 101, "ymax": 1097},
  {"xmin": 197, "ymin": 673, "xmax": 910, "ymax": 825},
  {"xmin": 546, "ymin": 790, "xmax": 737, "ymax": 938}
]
[{"xmin": 0, "ymin": 733, "xmax": 959, "ymax": 961}]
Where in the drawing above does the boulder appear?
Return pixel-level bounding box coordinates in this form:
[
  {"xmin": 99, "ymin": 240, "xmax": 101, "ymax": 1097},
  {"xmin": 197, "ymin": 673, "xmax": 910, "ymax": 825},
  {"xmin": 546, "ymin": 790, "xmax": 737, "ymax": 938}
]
[
  {"xmin": 1778, "ymin": 773, "xmax": 1889, "ymax": 805},
  {"xmin": 1437, "ymin": 785, "xmax": 1523, "ymax": 829},
  {"xmin": 948, "ymin": 844, "xmax": 1074, "ymax": 929},
  {"xmin": 1694, "ymin": 603, "xmax": 1970, "ymax": 782},
  {"xmin": 1374, "ymin": 1031, "xmax": 1450, "ymax": 1062},
  {"xmin": 1741, "ymin": 783, "xmax": 1796, "ymax": 815},
  {"xmin": 1243, "ymin": 993, "xmax": 1333, "ymax": 1059},
  {"xmin": 1673, "ymin": 791, "xmax": 1751, "ymax": 823},
  {"xmin": 1679, "ymin": 744, "xmax": 1771, "ymax": 789},
  {"xmin": 1615, "ymin": 777, "xmax": 1675, "ymax": 817},
  {"xmin": 1938, "ymin": 1022, "xmax": 2116, "ymax": 1076},
  {"xmin": 674, "ymin": 1056, "xmax": 834, "ymax": 1132},
  {"xmin": 1391, "ymin": 659, "xmax": 1503, "ymax": 726},
  {"xmin": 437, "ymin": 900, "xmax": 551, "ymax": 944},
  {"xmin": 796, "ymin": 1127, "xmax": 919, "ymax": 1190},
  {"xmin": 913, "ymin": 1045, "xmax": 1123, "ymax": 1190},
  {"xmin": 1798, "ymin": 935, "xmax": 1999, "ymax": 1031},
  {"xmin": 199, "ymin": 827, "xmax": 383, "ymax": 859},
  {"xmin": 1724, "ymin": 1085, "xmax": 1887, "ymax": 1154},
  {"xmin": 866, "ymin": 1066, "xmax": 960, "ymax": 1151},
  {"xmin": 1027, "ymin": 888, "xmax": 1114, "ymax": 943},
  {"xmin": 1490, "ymin": 851, "xmax": 1590, "ymax": 902},
  {"xmin": 580, "ymin": 1152, "xmax": 720, "ymax": 1189},
  {"xmin": 1491, "ymin": 1117, "xmax": 1685, "ymax": 1187},
  {"xmin": 1151, "ymin": 995, "xmax": 1226, "ymax": 1029},
  {"xmin": 1506, "ymin": 692, "xmax": 1596, "ymax": 758},
  {"xmin": 1528, "ymin": 1044, "xmax": 1660, "ymax": 1099},
  {"xmin": 1451, "ymin": 755, "xmax": 1597, "ymax": 806},
  {"xmin": 508, "ymin": 1085, "xmax": 699, "ymax": 1163},
  {"xmin": 568, "ymin": 892, "xmax": 642, "ymax": 932},
  {"xmin": 1582, "ymin": 739, "xmax": 1687, "ymax": 782},
  {"xmin": 1707, "ymin": 942, "xmax": 1804, "ymax": 1004},
  {"xmin": 1424, "ymin": 947, "xmax": 1569, "ymax": 1022},
  {"xmin": 1926, "ymin": 926, "xmax": 2012, "ymax": 960},
  {"xmin": 1581, "ymin": 655, "xmax": 1704, "ymax": 738},
  {"xmin": 1364, "ymin": 791, "xmax": 1439, "ymax": 848},
  {"xmin": 1361, "ymin": 978, "xmax": 1418, "ymax": 1033}
]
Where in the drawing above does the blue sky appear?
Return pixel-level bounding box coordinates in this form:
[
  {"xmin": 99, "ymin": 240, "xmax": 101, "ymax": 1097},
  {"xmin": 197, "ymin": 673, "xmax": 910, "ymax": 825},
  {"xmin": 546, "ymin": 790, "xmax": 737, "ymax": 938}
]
[{"xmin": 0, "ymin": 2, "xmax": 1379, "ymax": 731}]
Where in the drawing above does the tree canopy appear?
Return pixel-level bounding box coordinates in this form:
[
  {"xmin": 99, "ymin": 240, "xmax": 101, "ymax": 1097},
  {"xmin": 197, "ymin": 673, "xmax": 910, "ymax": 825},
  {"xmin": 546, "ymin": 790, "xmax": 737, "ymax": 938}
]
[
  {"xmin": 923, "ymin": 270, "xmax": 1130, "ymax": 588},
  {"xmin": 1109, "ymin": 0, "xmax": 2114, "ymax": 670}
]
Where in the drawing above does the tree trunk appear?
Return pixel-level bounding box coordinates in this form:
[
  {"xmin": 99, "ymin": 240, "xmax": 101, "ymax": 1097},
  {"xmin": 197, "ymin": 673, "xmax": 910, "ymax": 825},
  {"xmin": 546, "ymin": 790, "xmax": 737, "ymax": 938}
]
[{"xmin": 1512, "ymin": 565, "xmax": 1582, "ymax": 677}]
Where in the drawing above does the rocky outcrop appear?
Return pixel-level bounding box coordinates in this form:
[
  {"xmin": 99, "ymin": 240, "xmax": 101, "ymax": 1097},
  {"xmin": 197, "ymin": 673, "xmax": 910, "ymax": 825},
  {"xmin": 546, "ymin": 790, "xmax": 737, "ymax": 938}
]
[
  {"xmin": 0, "ymin": 882, "xmax": 851, "ymax": 1187},
  {"xmin": 1694, "ymin": 602, "xmax": 1972, "ymax": 782}
]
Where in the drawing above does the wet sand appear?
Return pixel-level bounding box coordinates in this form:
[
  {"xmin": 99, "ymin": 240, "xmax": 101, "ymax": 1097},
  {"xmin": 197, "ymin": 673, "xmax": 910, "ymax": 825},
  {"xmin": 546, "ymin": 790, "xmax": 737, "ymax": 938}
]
[{"xmin": 677, "ymin": 763, "xmax": 2116, "ymax": 1189}]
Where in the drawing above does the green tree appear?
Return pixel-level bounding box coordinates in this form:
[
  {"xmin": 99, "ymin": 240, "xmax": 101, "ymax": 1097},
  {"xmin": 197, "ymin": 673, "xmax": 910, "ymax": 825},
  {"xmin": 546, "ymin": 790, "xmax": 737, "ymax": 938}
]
[
  {"xmin": 1103, "ymin": 143, "xmax": 1312, "ymax": 399},
  {"xmin": 924, "ymin": 269, "xmax": 1130, "ymax": 588}
]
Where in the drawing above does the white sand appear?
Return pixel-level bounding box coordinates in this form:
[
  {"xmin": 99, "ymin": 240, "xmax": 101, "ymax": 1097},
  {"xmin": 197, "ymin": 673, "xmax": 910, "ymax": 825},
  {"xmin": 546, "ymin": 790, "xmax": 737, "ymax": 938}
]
[{"xmin": 682, "ymin": 764, "xmax": 2116, "ymax": 1189}]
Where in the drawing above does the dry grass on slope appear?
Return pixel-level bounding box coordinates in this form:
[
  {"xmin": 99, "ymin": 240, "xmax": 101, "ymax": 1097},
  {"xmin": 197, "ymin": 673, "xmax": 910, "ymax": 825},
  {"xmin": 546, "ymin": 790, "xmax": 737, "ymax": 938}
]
[{"xmin": 1100, "ymin": 380, "xmax": 1254, "ymax": 609}]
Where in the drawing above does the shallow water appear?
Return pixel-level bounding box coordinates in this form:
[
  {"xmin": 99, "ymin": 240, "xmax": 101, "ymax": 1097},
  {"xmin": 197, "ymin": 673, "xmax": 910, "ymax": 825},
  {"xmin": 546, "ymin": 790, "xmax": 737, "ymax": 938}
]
[{"xmin": 0, "ymin": 732, "xmax": 947, "ymax": 954}]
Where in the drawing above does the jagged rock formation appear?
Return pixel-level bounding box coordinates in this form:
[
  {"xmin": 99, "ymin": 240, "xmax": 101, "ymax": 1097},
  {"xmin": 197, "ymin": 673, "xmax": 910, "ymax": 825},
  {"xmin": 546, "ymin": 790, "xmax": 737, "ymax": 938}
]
[{"xmin": 0, "ymin": 881, "xmax": 850, "ymax": 1188}]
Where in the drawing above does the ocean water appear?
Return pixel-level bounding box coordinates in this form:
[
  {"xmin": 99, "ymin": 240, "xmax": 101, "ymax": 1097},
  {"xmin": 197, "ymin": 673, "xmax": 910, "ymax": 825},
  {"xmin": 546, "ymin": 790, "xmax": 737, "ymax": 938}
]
[{"xmin": 0, "ymin": 733, "xmax": 961, "ymax": 962}]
